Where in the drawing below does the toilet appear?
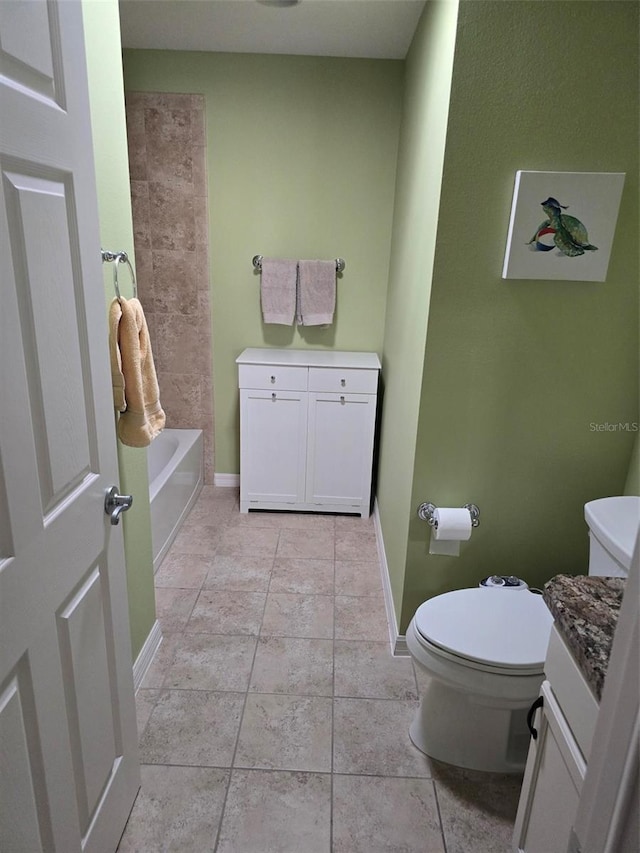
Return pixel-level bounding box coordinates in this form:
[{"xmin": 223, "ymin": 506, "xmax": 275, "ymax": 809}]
[{"xmin": 406, "ymin": 495, "xmax": 639, "ymax": 774}]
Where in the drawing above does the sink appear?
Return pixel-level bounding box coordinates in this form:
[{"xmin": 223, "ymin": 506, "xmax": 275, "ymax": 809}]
[{"xmin": 584, "ymin": 496, "xmax": 640, "ymax": 575}]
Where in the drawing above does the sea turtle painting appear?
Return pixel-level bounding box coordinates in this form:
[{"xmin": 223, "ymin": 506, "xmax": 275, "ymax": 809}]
[{"xmin": 527, "ymin": 197, "xmax": 598, "ymax": 257}]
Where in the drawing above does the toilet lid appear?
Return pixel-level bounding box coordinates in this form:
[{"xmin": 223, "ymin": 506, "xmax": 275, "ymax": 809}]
[{"xmin": 413, "ymin": 589, "xmax": 553, "ymax": 670}]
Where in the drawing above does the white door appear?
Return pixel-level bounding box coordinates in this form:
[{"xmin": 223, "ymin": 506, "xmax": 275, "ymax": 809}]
[
  {"xmin": 239, "ymin": 389, "xmax": 308, "ymax": 509},
  {"xmin": 0, "ymin": 2, "xmax": 140, "ymax": 851},
  {"xmin": 306, "ymin": 392, "xmax": 376, "ymax": 514}
]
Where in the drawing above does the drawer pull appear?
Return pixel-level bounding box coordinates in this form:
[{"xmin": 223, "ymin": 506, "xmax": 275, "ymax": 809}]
[
  {"xmin": 341, "ymin": 378, "xmax": 346, "ymax": 387},
  {"xmin": 526, "ymin": 695, "xmax": 544, "ymax": 740},
  {"xmin": 270, "ymin": 375, "xmax": 276, "ymax": 383},
  {"xmin": 272, "ymin": 393, "xmax": 276, "ymax": 401},
  {"xmin": 340, "ymin": 396, "xmax": 345, "ymax": 403}
]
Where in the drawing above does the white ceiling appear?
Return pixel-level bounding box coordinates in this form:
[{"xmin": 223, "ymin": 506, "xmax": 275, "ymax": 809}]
[{"xmin": 118, "ymin": 0, "xmax": 427, "ymax": 60}]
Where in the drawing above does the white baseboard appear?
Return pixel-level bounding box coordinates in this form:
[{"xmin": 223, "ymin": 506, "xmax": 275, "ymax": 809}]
[
  {"xmin": 213, "ymin": 473, "xmax": 240, "ymax": 487},
  {"xmin": 132, "ymin": 619, "xmax": 163, "ymax": 692},
  {"xmin": 373, "ymin": 499, "xmax": 409, "ymax": 657}
]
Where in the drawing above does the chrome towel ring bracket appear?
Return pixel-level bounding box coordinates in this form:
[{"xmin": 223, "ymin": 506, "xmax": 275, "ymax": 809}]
[{"xmin": 101, "ymin": 249, "xmax": 137, "ymax": 299}]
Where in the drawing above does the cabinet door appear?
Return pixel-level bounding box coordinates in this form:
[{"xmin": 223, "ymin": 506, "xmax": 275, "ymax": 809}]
[
  {"xmin": 306, "ymin": 392, "xmax": 376, "ymax": 511},
  {"xmin": 240, "ymin": 389, "xmax": 308, "ymax": 506},
  {"xmin": 513, "ymin": 681, "xmax": 586, "ymax": 853}
]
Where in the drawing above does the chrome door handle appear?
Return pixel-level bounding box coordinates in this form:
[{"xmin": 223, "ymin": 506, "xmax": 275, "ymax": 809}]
[{"xmin": 105, "ymin": 486, "xmax": 133, "ymax": 526}]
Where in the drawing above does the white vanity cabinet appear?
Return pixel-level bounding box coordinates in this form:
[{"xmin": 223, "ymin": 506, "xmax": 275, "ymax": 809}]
[
  {"xmin": 512, "ymin": 625, "xmax": 600, "ymax": 853},
  {"xmin": 237, "ymin": 348, "xmax": 380, "ymax": 517}
]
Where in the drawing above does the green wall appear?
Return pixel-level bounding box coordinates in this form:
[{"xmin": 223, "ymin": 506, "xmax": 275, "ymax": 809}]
[
  {"xmin": 83, "ymin": 0, "xmax": 156, "ymax": 661},
  {"xmin": 377, "ymin": 0, "xmax": 460, "ymax": 628},
  {"xmin": 624, "ymin": 433, "xmax": 639, "ymax": 496},
  {"xmin": 122, "ymin": 50, "xmax": 404, "ymax": 474},
  {"xmin": 399, "ymin": 0, "xmax": 639, "ymax": 630}
]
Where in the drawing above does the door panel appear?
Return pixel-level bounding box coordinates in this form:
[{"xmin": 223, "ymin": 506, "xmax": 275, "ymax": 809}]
[
  {"xmin": 4, "ymin": 169, "xmax": 92, "ymax": 511},
  {"xmin": 306, "ymin": 393, "xmax": 375, "ymax": 506},
  {"xmin": 240, "ymin": 390, "xmax": 308, "ymax": 504},
  {"xmin": 0, "ymin": 0, "xmax": 59, "ymax": 103},
  {"xmin": 0, "ymin": 674, "xmax": 50, "ymax": 852}
]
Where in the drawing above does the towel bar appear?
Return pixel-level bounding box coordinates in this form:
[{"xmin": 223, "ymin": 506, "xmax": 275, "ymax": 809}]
[
  {"xmin": 252, "ymin": 255, "xmax": 345, "ymax": 273},
  {"xmin": 102, "ymin": 249, "xmax": 137, "ymax": 299}
]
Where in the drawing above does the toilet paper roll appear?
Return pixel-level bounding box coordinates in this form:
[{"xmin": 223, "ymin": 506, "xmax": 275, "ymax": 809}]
[{"xmin": 432, "ymin": 508, "xmax": 472, "ymax": 541}]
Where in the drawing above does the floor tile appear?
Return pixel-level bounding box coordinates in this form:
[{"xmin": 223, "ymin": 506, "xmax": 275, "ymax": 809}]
[
  {"xmin": 332, "ymin": 774, "xmax": 445, "ymax": 853},
  {"xmin": 261, "ymin": 593, "xmax": 334, "ymax": 639},
  {"xmin": 155, "ymin": 552, "xmax": 212, "ymax": 588},
  {"xmin": 163, "ymin": 633, "xmax": 257, "ymax": 691},
  {"xmin": 334, "ymin": 529, "xmax": 379, "ymax": 562},
  {"xmin": 217, "ymin": 769, "xmax": 331, "ymax": 853},
  {"xmin": 140, "ymin": 632, "xmax": 181, "ymax": 689},
  {"xmin": 334, "ymin": 595, "xmax": 389, "ymax": 641},
  {"xmin": 333, "ymin": 697, "xmax": 431, "ymax": 777},
  {"xmin": 249, "ymin": 636, "xmax": 334, "ymax": 696},
  {"xmin": 276, "ymin": 528, "xmax": 336, "ymax": 560},
  {"xmin": 334, "ymin": 560, "xmax": 382, "ymax": 597},
  {"xmin": 154, "ymin": 588, "xmax": 199, "ymax": 633},
  {"xmin": 139, "ymin": 689, "xmax": 244, "ymax": 766},
  {"xmin": 229, "ymin": 511, "xmax": 334, "ymax": 531},
  {"xmin": 433, "ymin": 761, "xmax": 523, "ymax": 853},
  {"xmin": 270, "ymin": 557, "xmax": 334, "ymax": 595},
  {"xmin": 217, "ymin": 526, "xmax": 280, "ymax": 557},
  {"xmin": 186, "ymin": 589, "xmax": 266, "ymax": 635},
  {"xmin": 203, "ymin": 553, "xmax": 273, "ymax": 592},
  {"xmin": 117, "ymin": 765, "xmax": 228, "ymax": 853},
  {"xmin": 334, "ymin": 641, "xmax": 417, "ymax": 700},
  {"xmin": 135, "ymin": 688, "xmax": 161, "ymax": 738},
  {"xmin": 334, "ymin": 514, "xmax": 374, "ymax": 532},
  {"xmin": 235, "ymin": 693, "xmax": 333, "ymax": 772},
  {"xmin": 171, "ymin": 524, "xmax": 221, "ymax": 556}
]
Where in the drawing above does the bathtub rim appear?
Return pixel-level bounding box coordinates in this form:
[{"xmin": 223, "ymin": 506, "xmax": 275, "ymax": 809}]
[{"xmin": 147, "ymin": 428, "xmax": 204, "ymax": 573}]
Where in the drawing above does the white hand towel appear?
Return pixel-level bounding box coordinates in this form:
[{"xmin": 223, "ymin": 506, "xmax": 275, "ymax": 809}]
[
  {"xmin": 297, "ymin": 260, "xmax": 336, "ymax": 326},
  {"xmin": 260, "ymin": 258, "xmax": 298, "ymax": 325}
]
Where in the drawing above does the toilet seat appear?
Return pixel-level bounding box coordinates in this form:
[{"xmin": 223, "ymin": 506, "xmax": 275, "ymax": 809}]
[{"xmin": 413, "ymin": 588, "xmax": 553, "ymax": 672}]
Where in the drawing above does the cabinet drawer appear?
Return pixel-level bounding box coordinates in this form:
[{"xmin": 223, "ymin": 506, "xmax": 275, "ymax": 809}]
[
  {"xmin": 239, "ymin": 364, "xmax": 308, "ymax": 391},
  {"xmin": 308, "ymin": 367, "xmax": 378, "ymax": 394}
]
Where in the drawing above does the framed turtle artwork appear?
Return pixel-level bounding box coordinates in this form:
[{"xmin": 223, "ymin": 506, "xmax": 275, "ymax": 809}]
[{"xmin": 502, "ymin": 170, "xmax": 625, "ymax": 281}]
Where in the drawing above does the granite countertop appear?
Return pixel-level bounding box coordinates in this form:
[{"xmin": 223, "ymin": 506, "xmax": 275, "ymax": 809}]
[{"xmin": 543, "ymin": 574, "xmax": 626, "ymax": 701}]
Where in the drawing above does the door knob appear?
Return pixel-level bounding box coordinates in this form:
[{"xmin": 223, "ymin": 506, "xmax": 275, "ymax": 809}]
[{"xmin": 104, "ymin": 486, "xmax": 133, "ymax": 526}]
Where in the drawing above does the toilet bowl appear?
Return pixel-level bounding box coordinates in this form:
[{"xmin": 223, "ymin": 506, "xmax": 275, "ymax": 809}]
[
  {"xmin": 407, "ymin": 495, "xmax": 638, "ymax": 774},
  {"xmin": 407, "ymin": 587, "xmax": 553, "ymax": 773}
]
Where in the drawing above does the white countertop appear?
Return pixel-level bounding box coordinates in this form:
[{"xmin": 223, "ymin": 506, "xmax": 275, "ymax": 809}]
[{"xmin": 236, "ymin": 348, "xmax": 381, "ymax": 370}]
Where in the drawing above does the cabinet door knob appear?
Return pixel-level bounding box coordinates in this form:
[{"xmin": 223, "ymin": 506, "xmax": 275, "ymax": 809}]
[
  {"xmin": 340, "ymin": 395, "xmax": 345, "ymax": 403},
  {"xmin": 526, "ymin": 695, "xmax": 544, "ymax": 740},
  {"xmin": 272, "ymin": 392, "xmax": 276, "ymax": 400},
  {"xmin": 340, "ymin": 378, "xmax": 346, "ymax": 386},
  {"xmin": 270, "ymin": 375, "xmax": 276, "ymax": 383}
]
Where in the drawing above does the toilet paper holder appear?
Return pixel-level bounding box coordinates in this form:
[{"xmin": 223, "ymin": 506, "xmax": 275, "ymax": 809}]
[{"xmin": 417, "ymin": 502, "xmax": 480, "ymax": 528}]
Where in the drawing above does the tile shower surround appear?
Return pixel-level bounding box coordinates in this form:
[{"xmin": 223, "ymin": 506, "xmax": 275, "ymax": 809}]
[
  {"xmin": 125, "ymin": 92, "xmax": 214, "ymax": 483},
  {"xmin": 119, "ymin": 487, "xmax": 523, "ymax": 852}
]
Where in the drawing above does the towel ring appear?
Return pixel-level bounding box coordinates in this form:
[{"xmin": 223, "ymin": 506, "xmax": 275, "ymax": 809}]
[{"xmin": 102, "ymin": 249, "xmax": 137, "ymax": 300}]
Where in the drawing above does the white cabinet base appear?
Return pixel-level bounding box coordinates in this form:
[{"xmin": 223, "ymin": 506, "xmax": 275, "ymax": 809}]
[
  {"xmin": 513, "ymin": 624, "xmax": 598, "ymax": 853},
  {"xmin": 237, "ymin": 349, "xmax": 380, "ymax": 518}
]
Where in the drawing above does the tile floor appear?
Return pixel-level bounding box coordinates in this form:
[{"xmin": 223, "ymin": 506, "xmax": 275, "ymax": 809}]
[{"xmin": 119, "ymin": 486, "xmax": 522, "ymax": 852}]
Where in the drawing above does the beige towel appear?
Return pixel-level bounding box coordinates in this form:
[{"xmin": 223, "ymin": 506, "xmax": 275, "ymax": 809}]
[
  {"xmin": 108, "ymin": 298, "xmax": 126, "ymax": 412},
  {"xmin": 260, "ymin": 258, "xmax": 298, "ymax": 325},
  {"xmin": 114, "ymin": 297, "xmax": 165, "ymax": 448},
  {"xmin": 297, "ymin": 260, "xmax": 336, "ymax": 326}
]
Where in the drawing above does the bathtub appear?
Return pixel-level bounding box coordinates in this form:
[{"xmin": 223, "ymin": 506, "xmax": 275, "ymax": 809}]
[{"xmin": 147, "ymin": 428, "xmax": 204, "ymax": 572}]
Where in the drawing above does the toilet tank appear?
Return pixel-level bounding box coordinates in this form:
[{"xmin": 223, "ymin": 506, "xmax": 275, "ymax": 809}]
[{"xmin": 584, "ymin": 496, "xmax": 640, "ymax": 577}]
